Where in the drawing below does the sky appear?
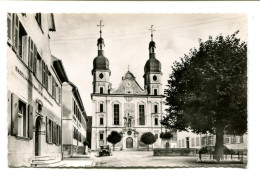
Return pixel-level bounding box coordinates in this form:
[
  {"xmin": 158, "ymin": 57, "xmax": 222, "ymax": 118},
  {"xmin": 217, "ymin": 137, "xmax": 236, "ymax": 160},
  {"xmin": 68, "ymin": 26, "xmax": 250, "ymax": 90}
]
[{"xmin": 49, "ymin": 13, "xmax": 247, "ymax": 116}]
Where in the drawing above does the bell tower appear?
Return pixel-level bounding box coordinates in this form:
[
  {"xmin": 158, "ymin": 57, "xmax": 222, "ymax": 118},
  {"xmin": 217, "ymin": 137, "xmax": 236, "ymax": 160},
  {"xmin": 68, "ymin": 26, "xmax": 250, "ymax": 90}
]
[
  {"xmin": 92, "ymin": 20, "xmax": 111, "ymax": 94},
  {"xmin": 144, "ymin": 25, "xmax": 162, "ymax": 95}
]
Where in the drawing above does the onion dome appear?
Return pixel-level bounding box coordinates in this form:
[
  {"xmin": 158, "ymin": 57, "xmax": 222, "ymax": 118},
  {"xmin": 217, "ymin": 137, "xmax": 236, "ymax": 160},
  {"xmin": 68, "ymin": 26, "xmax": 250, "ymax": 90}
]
[
  {"xmin": 144, "ymin": 40, "xmax": 161, "ymax": 73},
  {"xmin": 144, "ymin": 57, "xmax": 161, "ymax": 73},
  {"xmin": 92, "ymin": 37, "xmax": 110, "ymax": 74},
  {"xmin": 93, "ymin": 51, "xmax": 109, "ymax": 71}
]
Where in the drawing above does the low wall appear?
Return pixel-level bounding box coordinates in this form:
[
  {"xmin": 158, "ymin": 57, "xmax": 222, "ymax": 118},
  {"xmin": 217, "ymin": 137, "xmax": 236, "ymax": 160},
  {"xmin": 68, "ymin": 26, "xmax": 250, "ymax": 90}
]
[{"xmin": 153, "ymin": 148, "xmax": 197, "ymax": 156}]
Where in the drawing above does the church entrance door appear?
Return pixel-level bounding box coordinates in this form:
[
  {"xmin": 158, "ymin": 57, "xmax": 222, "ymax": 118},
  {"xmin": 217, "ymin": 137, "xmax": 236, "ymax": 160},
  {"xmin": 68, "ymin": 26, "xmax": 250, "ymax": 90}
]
[{"xmin": 126, "ymin": 137, "xmax": 133, "ymax": 148}]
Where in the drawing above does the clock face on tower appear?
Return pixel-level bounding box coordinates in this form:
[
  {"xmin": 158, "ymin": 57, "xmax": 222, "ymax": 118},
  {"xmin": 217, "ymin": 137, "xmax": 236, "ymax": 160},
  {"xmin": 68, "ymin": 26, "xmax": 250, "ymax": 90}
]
[
  {"xmin": 99, "ymin": 73, "xmax": 104, "ymax": 79},
  {"xmin": 125, "ymin": 80, "xmax": 132, "ymax": 88}
]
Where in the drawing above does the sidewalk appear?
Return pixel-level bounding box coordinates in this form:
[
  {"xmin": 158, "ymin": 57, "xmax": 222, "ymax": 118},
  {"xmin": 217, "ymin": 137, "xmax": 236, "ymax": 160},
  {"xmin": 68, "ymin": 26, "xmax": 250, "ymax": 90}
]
[{"xmin": 49, "ymin": 152, "xmax": 96, "ymax": 168}]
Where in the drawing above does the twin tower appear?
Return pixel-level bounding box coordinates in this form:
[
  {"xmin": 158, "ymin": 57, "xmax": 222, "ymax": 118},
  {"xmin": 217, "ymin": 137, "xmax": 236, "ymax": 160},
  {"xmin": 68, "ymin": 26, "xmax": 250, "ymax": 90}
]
[{"xmin": 91, "ymin": 22, "xmax": 162, "ymax": 96}]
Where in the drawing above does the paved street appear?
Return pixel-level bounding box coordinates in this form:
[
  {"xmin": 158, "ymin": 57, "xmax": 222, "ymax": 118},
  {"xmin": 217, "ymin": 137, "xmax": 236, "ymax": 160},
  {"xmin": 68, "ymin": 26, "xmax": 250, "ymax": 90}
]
[{"xmin": 91, "ymin": 150, "xmax": 247, "ymax": 168}]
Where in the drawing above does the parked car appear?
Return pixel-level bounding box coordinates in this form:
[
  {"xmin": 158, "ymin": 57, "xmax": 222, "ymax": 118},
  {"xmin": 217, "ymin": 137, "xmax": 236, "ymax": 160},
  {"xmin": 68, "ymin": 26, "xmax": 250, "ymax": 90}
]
[{"xmin": 98, "ymin": 145, "xmax": 112, "ymax": 157}]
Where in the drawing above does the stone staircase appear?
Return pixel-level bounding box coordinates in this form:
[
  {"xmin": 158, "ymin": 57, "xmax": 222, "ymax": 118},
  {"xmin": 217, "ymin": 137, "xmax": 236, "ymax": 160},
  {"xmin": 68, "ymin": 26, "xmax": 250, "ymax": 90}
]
[{"xmin": 31, "ymin": 156, "xmax": 66, "ymax": 167}]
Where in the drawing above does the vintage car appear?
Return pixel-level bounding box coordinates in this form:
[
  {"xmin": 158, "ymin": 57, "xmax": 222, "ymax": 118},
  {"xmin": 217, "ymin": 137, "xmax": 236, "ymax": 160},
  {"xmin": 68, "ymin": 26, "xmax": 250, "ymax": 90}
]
[{"xmin": 98, "ymin": 145, "xmax": 112, "ymax": 157}]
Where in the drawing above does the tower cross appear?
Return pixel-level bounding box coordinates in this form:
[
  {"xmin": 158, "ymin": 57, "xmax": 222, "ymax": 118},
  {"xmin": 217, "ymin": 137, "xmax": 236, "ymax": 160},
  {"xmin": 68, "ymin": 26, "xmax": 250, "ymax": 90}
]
[
  {"xmin": 148, "ymin": 25, "xmax": 155, "ymax": 41},
  {"xmin": 128, "ymin": 65, "xmax": 130, "ymax": 71},
  {"xmin": 97, "ymin": 20, "xmax": 104, "ymax": 38}
]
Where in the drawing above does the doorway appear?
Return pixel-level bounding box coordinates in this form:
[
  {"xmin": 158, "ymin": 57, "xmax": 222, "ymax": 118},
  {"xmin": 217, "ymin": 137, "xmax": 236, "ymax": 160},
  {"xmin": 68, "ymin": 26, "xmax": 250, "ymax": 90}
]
[
  {"xmin": 35, "ymin": 117, "xmax": 41, "ymax": 156},
  {"xmin": 186, "ymin": 137, "xmax": 190, "ymax": 149},
  {"xmin": 126, "ymin": 137, "xmax": 133, "ymax": 148}
]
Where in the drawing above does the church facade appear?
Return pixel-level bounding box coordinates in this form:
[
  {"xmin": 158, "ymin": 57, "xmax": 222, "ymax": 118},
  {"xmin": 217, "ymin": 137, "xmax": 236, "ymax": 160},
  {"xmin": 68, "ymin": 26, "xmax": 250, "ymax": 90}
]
[{"xmin": 91, "ymin": 25, "xmax": 168, "ymax": 150}]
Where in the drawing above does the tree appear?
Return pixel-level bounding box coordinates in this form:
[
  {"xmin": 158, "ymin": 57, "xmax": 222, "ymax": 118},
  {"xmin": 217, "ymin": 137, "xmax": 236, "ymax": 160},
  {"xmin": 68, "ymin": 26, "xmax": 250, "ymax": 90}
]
[
  {"xmin": 160, "ymin": 132, "xmax": 173, "ymax": 140},
  {"xmin": 161, "ymin": 31, "xmax": 247, "ymax": 162},
  {"xmin": 107, "ymin": 131, "xmax": 122, "ymax": 151},
  {"xmin": 140, "ymin": 132, "xmax": 157, "ymax": 151}
]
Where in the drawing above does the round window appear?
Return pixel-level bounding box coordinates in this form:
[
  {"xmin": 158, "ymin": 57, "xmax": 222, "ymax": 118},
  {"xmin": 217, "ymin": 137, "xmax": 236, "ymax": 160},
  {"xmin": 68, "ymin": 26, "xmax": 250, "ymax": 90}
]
[
  {"xmin": 127, "ymin": 131, "xmax": 132, "ymax": 135},
  {"xmin": 99, "ymin": 73, "xmax": 104, "ymax": 79},
  {"xmin": 153, "ymin": 75, "xmax": 157, "ymax": 81}
]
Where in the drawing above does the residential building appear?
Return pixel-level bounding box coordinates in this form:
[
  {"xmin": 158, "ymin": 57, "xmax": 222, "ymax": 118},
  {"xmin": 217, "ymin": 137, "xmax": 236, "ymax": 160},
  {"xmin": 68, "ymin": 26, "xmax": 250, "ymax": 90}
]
[
  {"xmin": 86, "ymin": 116, "xmax": 92, "ymax": 148},
  {"xmin": 7, "ymin": 13, "xmax": 68, "ymax": 167},
  {"xmin": 62, "ymin": 81, "xmax": 88, "ymax": 157},
  {"xmin": 177, "ymin": 131, "xmax": 247, "ymax": 152}
]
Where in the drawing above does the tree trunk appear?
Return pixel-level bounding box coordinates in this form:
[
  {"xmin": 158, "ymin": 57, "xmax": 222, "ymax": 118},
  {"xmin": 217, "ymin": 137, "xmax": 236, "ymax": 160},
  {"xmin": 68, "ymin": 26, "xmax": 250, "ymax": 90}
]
[
  {"xmin": 147, "ymin": 145, "xmax": 149, "ymax": 151},
  {"xmin": 113, "ymin": 144, "xmax": 115, "ymax": 151},
  {"xmin": 215, "ymin": 128, "xmax": 224, "ymax": 162}
]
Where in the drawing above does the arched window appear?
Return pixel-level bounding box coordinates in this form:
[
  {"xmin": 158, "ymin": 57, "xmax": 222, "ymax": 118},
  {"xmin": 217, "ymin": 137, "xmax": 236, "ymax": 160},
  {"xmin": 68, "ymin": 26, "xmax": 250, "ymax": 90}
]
[
  {"xmin": 98, "ymin": 102, "xmax": 105, "ymax": 112},
  {"xmin": 112, "ymin": 101, "xmax": 121, "ymax": 126},
  {"xmin": 154, "ymin": 88, "xmax": 158, "ymax": 96},
  {"xmin": 139, "ymin": 104, "xmax": 145, "ymax": 125},
  {"xmin": 114, "ymin": 104, "xmax": 119, "ymax": 125}
]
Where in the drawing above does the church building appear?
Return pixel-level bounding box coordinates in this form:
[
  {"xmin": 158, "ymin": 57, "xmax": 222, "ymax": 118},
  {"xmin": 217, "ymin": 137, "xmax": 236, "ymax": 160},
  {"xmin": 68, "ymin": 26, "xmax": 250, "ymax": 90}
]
[{"xmin": 91, "ymin": 23, "xmax": 168, "ymax": 150}]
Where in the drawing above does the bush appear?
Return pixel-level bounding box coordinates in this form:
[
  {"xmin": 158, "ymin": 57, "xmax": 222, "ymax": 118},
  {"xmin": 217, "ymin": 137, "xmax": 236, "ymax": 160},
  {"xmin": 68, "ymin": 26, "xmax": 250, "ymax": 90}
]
[
  {"xmin": 199, "ymin": 145, "xmax": 234, "ymax": 154},
  {"xmin": 141, "ymin": 132, "xmax": 157, "ymax": 151}
]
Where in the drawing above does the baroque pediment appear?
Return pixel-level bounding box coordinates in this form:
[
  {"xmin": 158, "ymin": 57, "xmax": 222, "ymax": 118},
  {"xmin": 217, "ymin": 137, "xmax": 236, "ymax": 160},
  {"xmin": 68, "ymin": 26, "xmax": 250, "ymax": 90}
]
[{"xmin": 111, "ymin": 71, "xmax": 147, "ymax": 95}]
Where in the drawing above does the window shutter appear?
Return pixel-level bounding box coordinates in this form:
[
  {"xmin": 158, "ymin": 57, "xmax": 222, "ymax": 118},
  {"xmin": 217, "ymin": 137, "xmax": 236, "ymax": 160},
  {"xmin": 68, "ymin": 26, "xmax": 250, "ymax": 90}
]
[
  {"xmin": 7, "ymin": 90, "xmax": 12, "ymax": 135},
  {"xmin": 42, "ymin": 60, "xmax": 45, "ymax": 87},
  {"xmin": 28, "ymin": 104, "xmax": 34, "ymax": 139},
  {"xmin": 22, "ymin": 35, "xmax": 29, "ymax": 64},
  {"xmin": 46, "ymin": 117, "xmax": 49, "ymax": 143},
  {"xmin": 240, "ymin": 136, "xmax": 243, "ymax": 143},
  {"xmin": 33, "ymin": 44, "xmax": 37, "ymax": 74},
  {"xmin": 52, "ymin": 121, "xmax": 55, "ymax": 144},
  {"xmin": 12, "ymin": 14, "xmax": 19, "ymax": 51},
  {"xmin": 7, "ymin": 13, "xmax": 12, "ymax": 44},
  {"xmin": 45, "ymin": 66, "xmax": 49, "ymax": 89},
  {"xmin": 59, "ymin": 125, "xmax": 62, "ymax": 145},
  {"xmin": 231, "ymin": 136, "xmax": 235, "ymax": 144},
  {"xmin": 11, "ymin": 93, "xmax": 19, "ymax": 136}
]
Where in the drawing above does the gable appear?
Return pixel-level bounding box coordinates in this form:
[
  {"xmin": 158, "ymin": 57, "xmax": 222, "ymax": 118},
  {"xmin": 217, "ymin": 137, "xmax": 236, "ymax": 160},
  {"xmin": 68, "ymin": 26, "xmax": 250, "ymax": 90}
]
[{"xmin": 111, "ymin": 71, "xmax": 147, "ymax": 95}]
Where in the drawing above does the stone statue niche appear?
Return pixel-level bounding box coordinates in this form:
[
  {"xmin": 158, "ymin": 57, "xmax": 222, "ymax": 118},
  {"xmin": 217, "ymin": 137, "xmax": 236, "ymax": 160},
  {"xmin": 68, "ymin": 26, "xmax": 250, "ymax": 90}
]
[{"xmin": 124, "ymin": 103, "xmax": 135, "ymax": 128}]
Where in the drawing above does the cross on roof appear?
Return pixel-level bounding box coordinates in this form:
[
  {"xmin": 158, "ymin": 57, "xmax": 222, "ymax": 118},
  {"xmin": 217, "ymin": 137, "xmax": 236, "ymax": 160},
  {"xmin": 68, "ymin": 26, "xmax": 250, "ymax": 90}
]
[
  {"xmin": 97, "ymin": 20, "xmax": 104, "ymax": 38},
  {"xmin": 128, "ymin": 65, "xmax": 130, "ymax": 71},
  {"xmin": 148, "ymin": 25, "xmax": 155, "ymax": 41}
]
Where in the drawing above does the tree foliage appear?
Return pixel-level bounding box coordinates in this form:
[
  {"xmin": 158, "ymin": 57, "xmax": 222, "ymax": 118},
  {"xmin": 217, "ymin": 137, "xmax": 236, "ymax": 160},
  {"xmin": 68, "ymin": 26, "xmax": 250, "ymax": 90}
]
[
  {"xmin": 161, "ymin": 31, "xmax": 247, "ymax": 160},
  {"xmin": 141, "ymin": 132, "xmax": 157, "ymax": 151},
  {"xmin": 160, "ymin": 132, "xmax": 173, "ymax": 140},
  {"xmin": 107, "ymin": 131, "xmax": 122, "ymax": 150}
]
